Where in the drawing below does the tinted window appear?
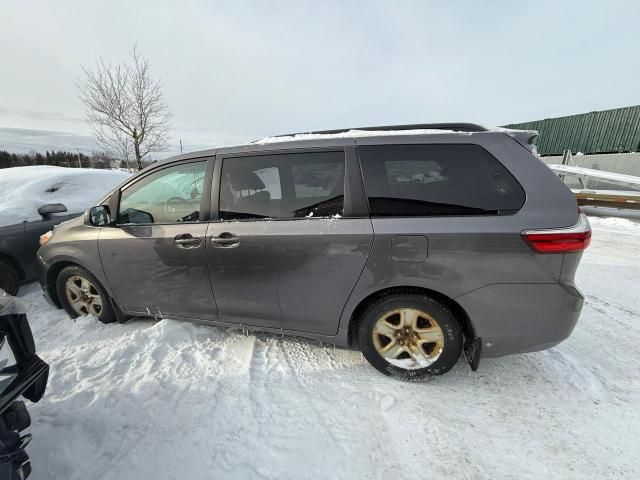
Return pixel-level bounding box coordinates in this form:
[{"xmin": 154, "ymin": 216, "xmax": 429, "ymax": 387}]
[
  {"xmin": 118, "ymin": 161, "xmax": 207, "ymax": 224},
  {"xmin": 220, "ymin": 151, "xmax": 345, "ymax": 220},
  {"xmin": 359, "ymin": 144, "xmax": 525, "ymax": 216},
  {"xmin": 292, "ymin": 161, "xmax": 343, "ymax": 198}
]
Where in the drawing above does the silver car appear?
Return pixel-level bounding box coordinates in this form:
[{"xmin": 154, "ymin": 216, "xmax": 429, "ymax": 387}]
[{"xmin": 36, "ymin": 124, "xmax": 590, "ymax": 379}]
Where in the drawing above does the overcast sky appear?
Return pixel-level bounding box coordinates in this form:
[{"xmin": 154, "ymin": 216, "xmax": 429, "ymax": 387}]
[{"xmin": 1, "ymin": 0, "xmax": 639, "ymax": 157}]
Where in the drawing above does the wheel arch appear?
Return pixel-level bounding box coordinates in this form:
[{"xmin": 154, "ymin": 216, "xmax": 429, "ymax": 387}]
[
  {"xmin": 45, "ymin": 258, "xmax": 112, "ymax": 308},
  {"xmin": 45, "ymin": 260, "xmax": 78, "ymax": 307},
  {"xmin": 346, "ymin": 285, "xmax": 476, "ymax": 350}
]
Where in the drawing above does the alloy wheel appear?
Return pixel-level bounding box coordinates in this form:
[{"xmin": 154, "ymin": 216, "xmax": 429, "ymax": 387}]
[
  {"xmin": 64, "ymin": 275, "xmax": 104, "ymax": 317},
  {"xmin": 372, "ymin": 307, "xmax": 444, "ymax": 369}
]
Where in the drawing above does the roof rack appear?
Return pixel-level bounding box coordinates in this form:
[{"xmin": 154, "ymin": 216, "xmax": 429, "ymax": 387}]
[{"xmin": 271, "ymin": 123, "xmax": 488, "ymax": 138}]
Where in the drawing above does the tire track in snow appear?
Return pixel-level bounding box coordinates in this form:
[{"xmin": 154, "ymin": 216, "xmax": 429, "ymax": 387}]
[
  {"xmin": 279, "ymin": 339, "xmax": 403, "ymax": 478},
  {"xmin": 584, "ymin": 294, "xmax": 640, "ymax": 327}
]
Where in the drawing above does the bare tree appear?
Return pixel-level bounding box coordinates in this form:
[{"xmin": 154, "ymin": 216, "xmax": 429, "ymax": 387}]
[{"xmin": 78, "ymin": 45, "xmax": 171, "ymax": 170}]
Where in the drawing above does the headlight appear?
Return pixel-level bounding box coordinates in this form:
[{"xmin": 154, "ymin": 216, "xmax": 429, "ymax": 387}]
[{"xmin": 39, "ymin": 230, "xmax": 54, "ymax": 246}]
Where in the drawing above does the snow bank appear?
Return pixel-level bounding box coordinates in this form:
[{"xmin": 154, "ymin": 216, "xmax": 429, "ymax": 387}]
[
  {"xmin": 15, "ymin": 215, "xmax": 640, "ymax": 479},
  {"xmin": 589, "ymin": 215, "xmax": 640, "ymax": 237},
  {"xmin": 0, "ymin": 166, "xmax": 130, "ymax": 226}
]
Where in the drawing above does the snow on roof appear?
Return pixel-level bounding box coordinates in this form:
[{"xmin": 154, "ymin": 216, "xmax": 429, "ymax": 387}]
[
  {"xmin": 252, "ymin": 125, "xmax": 539, "ymax": 145},
  {"xmin": 0, "ymin": 166, "xmax": 130, "ymax": 227},
  {"xmin": 253, "ymin": 128, "xmax": 475, "ymax": 144},
  {"xmin": 489, "ymin": 125, "xmax": 538, "ymax": 136}
]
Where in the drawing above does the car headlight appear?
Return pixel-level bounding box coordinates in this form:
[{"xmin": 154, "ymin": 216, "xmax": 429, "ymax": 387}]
[{"xmin": 39, "ymin": 230, "xmax": 54, "ymax": 246}]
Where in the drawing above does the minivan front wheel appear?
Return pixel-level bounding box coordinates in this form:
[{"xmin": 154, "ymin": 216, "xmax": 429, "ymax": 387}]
[
  {"xmin": 56, "ymin": 265, "xmax": 116, "ymax": 324},
  {"xmin": 358, "ymin": 294, "xmax": 462, "ymax": 379}
]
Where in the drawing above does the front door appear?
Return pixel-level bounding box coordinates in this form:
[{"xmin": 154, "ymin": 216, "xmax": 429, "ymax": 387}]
[
  {"xmin": 99, "ymin": 159, "xmax": 217, "ymax": 320},
  {"xmin": 207, "ymin": 150, "xmax": 373, "ymax": 335}
]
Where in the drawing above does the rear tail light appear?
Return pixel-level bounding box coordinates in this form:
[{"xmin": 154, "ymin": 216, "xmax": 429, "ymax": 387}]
[{"xmin": 522, "ymin": 212, "xmax": 591, "ymax": 253}]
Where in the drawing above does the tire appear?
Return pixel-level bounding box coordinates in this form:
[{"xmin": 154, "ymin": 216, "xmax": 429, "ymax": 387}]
[
  {"xmin": 0, "ymin": 259, "xmax": 20, "ymax": 296},
  {"xmin": 56, "ymin": 265, "xmax": 116, "ymax": 324},
  {"xmin": 358, "ymin": 293, "xmax": 462, "ymax": 380}
]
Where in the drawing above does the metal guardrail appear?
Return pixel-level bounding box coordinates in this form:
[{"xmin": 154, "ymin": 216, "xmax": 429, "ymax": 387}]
[{"xmin": 547, "ymin": 151, "xmax": 640, "ymax": 210}]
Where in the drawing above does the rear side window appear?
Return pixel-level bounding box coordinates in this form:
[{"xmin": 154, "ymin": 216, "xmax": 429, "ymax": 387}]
[
  {"xmin": 358, "ymin": 144, "xmax": 525, "ymax": 216},
  {"xmin": 219, "ymin": 151, "xmax": 345, "ymax": 220}
]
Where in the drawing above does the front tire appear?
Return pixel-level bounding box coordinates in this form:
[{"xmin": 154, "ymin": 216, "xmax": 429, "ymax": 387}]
[
  {"xmin": 56, "ymin": 265, "xmax": 116, "ymax": 324},
  {"xmin": 358, "ymin": 293, "xmax": 462, "ymax": 380},
  {"xmin": 0, "ymin": 259, "xmax": 20, "ymax": 296}
]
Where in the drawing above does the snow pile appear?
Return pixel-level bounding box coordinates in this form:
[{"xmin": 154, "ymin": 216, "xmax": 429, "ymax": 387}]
[
  {"xmin": 589, "ymin": 215, "xmax": 640, "ymax": 234},
  {"xmin": 15, "ymin": 215, "xmax": 640, "ymax": 479},
  {"xmin": 0, "ymin": 166, "xmax": 130, "ymax": 226}
]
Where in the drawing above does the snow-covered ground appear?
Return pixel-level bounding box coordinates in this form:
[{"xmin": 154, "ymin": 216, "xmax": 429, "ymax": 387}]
[
  {"xmin": 0, "ymin": 166, "xmax": 129, "ymax": 226},
  {"xmin": 16, "ymin": 215, "xmax": 640, "ymax": 479}
]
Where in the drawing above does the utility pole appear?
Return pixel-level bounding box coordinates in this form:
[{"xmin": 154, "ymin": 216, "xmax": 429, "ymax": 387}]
[{"xmin": 179, "ymin": 139, "xmax": 183, "ymax": 154}]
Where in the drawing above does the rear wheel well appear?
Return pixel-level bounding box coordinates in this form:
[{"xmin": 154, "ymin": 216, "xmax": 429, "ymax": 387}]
[
  {"xmin": 0, "ymin": 252, "xmax": 25, "ymax": 280},
  {"xmin": 46, "ymin": 261, "xmax": 76, "ymax": 307},
  {"xmin": 347, "ymin": 286, "xmax": 476, "ymax": 349}
]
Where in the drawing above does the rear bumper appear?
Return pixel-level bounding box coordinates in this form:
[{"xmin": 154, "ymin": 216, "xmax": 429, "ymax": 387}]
[{"xmin": 456, "ymin": 282, "xmax": 584, "ymax": 358}]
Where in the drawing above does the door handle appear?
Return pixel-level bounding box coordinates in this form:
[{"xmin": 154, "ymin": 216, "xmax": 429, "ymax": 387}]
[
  {"xmin": 211, "ymin": 232, "xmax": 239, "ymax": 248},
  {"xmin": 174, "ymin": 234, "xmax": 201, "ymax": 248}
]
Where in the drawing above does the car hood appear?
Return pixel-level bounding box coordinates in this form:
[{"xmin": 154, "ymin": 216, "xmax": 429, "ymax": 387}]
[{"xmin": 53, "ymin": 214, "xmax": 85, "ymax": 233}]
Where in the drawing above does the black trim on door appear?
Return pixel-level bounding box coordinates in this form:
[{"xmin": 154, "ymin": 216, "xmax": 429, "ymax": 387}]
[
  {"xmin": 199, "ymin": 156, "xmax": 216, "ymax": 222},
  {"xmin": 209, "ymin": 155, "xmax": 223, "ymax": 221},
  {"xmin": 344, "ymin": 146, "xmax": 369, "ymax": 218}
]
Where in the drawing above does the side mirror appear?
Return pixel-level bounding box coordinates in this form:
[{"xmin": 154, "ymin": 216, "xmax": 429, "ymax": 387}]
[
  {"xmin": 86, "ymin": 205, "xmax": 112, "ymax": 226},
  {"xmin": 38, "ymin": 203, "xmax": 67, "ymax": 219}
]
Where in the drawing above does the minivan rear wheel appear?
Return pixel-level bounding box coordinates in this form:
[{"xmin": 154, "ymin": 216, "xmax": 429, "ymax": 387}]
[
  {"xmin": 358, "ymin": 293, "xmax": 462, "ymax": 380},
  {"xmin": 56, "ymin": 265, "xmax": 116, "ymax": 324}
]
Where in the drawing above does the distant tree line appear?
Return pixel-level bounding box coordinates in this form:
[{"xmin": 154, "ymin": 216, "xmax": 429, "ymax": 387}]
[{"xmin": 0, "ymin": 150, "xmax": 156, "ymax": 170}]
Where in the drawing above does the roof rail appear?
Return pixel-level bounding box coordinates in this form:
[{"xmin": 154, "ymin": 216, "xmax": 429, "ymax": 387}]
[{"xmin": 271, "ymin": 123, "xmax": 488, "ymax": 138}]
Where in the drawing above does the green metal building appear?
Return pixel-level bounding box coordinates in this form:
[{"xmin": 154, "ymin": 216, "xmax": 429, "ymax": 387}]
[{"xmin": 504, "ymin": 105, "xmax": 640, "ymax": 156}]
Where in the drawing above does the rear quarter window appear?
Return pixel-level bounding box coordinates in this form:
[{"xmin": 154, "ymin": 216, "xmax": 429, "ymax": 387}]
[{"xmin": 358, "ymin": 144, "xmax": 525, "ymax": 216}]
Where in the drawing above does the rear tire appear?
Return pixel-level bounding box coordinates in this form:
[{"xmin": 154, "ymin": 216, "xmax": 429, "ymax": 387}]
[
  {"xmin": 56, "ymin": 265, "xmax": 116, "ymax": 324},
  {"xmin": 358, "ymin": 293, "xmax": 462, "ymax": 380},
  {"xmin": 0, "ymin": 259, "xmax": 20, "ymax": 296}
]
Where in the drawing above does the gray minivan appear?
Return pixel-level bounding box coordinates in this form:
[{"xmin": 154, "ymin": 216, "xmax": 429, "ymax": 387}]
[{"xmin": 36, "ymin": 124, "xmax": 590, "ymax": 379}]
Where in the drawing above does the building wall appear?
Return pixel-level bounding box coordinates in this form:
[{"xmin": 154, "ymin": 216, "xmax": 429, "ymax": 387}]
[{"xmin": 505, "ymin": 106, "xmax": 640, "ymax": 156}]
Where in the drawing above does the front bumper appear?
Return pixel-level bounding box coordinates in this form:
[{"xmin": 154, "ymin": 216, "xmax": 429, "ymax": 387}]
[{"xmin": 456, "ymin": 282, "xmax": 584, "ymax": 358}]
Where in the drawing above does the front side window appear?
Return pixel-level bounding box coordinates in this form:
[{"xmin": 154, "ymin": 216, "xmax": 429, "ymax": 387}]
[
  {"xmin": 118, "ymin": 161, "xmax": 207, "ymax": 224},
  {"xmin": 359, "ymin": 144, "xmax": 525, "ymax": 216},
  {"xmin": 219, "ymin": 151, "xmax": 345, "ymax": 220}
]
